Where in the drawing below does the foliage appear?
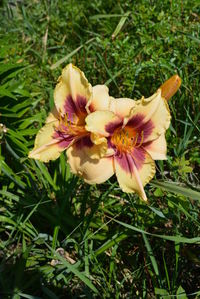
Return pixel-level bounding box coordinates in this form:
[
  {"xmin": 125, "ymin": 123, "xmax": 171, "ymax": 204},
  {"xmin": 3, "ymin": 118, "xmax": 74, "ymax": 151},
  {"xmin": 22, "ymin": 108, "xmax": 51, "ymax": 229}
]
[{"xmin": 0, "ymin": 0, "xmax": 200, "ymax": 298}]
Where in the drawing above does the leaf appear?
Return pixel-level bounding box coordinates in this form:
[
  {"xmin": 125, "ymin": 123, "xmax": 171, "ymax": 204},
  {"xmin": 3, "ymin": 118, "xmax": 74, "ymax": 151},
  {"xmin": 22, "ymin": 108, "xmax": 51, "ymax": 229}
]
[
  {"xmin": 50, "ymin": 38, "xmax": 95, "ymax": 70},
  {"xmin": 95, "ymin": 232, "xmax": 129, "ymax": 256},
  {"xmin": 151, "ymin": 181, "xmax": 200, "ymax": 201},
  {"xmin": 112, "ymin": 12, "xmax": 130, "ymax": 39},
  {"xmin": 176, "ymin": 286, "xmax": 188, "ymax": 298},
  {"xmin": 35, "ymin": 161, "xmax": 58, "ymax": 190},
  {"xmin": 18, "ymin": 294, "xmax": 41, "ymax": 299},
  {"xmin": 0, "ymin": 87, "xmax": 16, "ymax": 99},
  {"xmin": 0, "ymin": 157, "xmax": 26, "ymax": 189},
  {"xmin": 45, "ymin": 243, "xmax": 99, "ymax": 294},
  {"xmin": 0, "ymin": 190, "xmax": 20, "ymax": 202},
  {"xmin": 155, "ymin": 288, "xmax": 170, "ymax": 298},
  {"xmin": 90, "ymin": 14, "xmax": 125, "ymax": 20},
  {"xmin": 148, "ymin": 206, "xmax": 166, "ymax": 218},
  {"xmin": 114, "ymin": 219, "xmax": 200, "ymax": 244},
  {"xmin": 142, "ymin": 233, "xmax": 160, "ymax": 277},
  {"xmin": 0, "ymin": 216, "xmax": 16, "ymax": 226},
  {"xmin": 0, "ymin": 63, "xmax": 24, "ymax": 76}
]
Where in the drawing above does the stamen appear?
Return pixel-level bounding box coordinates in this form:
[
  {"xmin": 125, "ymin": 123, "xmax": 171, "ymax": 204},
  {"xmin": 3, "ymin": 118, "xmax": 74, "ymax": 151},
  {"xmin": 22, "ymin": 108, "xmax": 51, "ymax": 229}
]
[
  {"xmin": 119, "ymin": 132, "xmax": 122, "ymax": 142},
  {"xmin": 117, "ymin": 134, "xmax": 120, "ymax": 144},
  {"xmin": 132, "ymin": 133, "xmax": 138, "ymax": 147},
  {"xmin": 59, "ymin": 113, "xmax": 62, "ymax": 125},
  {"xmin": 135, "ymin": 131, "xmax": 144, "ymax": 148},
  {"xmin": 126, "ymin": 135, "xmax": 129, "ymax": 146},
  {"xmin": 64, "ymin": 113, "xmax": 68, "ymax": 125}
]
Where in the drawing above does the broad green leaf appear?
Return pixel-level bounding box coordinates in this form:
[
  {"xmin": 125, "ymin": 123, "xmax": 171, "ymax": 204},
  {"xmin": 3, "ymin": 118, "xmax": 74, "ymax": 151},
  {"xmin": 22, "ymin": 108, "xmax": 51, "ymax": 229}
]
[
  {"xmin": 155, "ymin": 288, "xmax": 170, "ymax": 298},
  {"xmin": 176, "ymin": 286, "xmax": 188, "ymax": 298}
]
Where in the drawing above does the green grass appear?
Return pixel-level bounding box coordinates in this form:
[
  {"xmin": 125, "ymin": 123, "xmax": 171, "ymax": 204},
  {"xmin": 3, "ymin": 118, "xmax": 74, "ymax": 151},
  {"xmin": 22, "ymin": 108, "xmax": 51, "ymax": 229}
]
[{"xmin": 0, "ymin": 0, "xmax": 200, "ymax": 298}]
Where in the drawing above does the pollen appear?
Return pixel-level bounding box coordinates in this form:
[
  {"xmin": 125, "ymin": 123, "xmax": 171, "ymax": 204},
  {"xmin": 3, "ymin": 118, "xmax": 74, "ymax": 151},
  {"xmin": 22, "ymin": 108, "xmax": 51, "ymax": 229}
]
[{"xmin": 111, "ymin": 127, "xmax": 144, "ymax": 153}]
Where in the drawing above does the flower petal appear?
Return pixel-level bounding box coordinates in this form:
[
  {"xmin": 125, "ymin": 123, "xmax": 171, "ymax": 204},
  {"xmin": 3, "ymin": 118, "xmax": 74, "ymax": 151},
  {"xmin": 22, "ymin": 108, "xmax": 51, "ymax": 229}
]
[
  {"xmin": 144, "ymin": 134, "xmax": 167, "ymax": 160},
  {"xmin": 54, "ymin": 64, "xmax": 92, "ymax": 121},
  {"xmin": 110, "ymin": 97, "xmax": 136, "ymax": 118},
  {"xmin": 73, "ymin": 135, "xmax": 108, "ymax": 160},
  {"xmin": 85, "ymin": 110, "xmax": 121, "ymax": 137},
  {"xmin": 114, "ymin": 149, "xmax": 155, "ymax": 201},
  {"xmin": 89, "ymin": 85, "xmax": 111, "ymax": 112},
  {"xmin": 46, "ymin": 106, "xmax": 59, "ymax": 123},
  {"xmin": 127, "ymin": 89, "xmax": 171, "ymax": 142},
  {"xmin": 66, "ymin": 144, "xmax": 114, "ymax": 184},
  {"xmin": 28, "ymin": 120, "xmax": 65, "ymax": 162}
]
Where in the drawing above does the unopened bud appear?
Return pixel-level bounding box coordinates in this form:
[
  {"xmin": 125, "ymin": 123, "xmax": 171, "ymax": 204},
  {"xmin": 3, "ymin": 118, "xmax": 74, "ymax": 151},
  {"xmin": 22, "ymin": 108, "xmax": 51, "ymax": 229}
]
[{"xmin": 160, "ymin": 74, "xmax": 181, "ymax": 101}]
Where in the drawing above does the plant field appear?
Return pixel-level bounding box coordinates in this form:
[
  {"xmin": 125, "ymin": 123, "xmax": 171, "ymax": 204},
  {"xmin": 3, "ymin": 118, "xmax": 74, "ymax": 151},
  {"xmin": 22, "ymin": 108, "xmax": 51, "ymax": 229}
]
[{"xmin": 0, "ymin": 0, "xmax": 200, "ymax": 298}]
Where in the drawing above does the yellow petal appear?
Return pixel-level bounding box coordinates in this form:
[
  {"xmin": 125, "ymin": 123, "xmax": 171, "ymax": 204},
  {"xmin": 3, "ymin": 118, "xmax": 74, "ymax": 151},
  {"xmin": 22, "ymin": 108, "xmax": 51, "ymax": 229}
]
[
  {"xmin": 75, "ymin": 135, "xmax": 108, "ymax": 160},
  {"xmin": 85, "ymin": 110, "xmax": 121, "ymax": 136},
  {"xmin": 89, "ymin": 133, "xmax": 108, "ymax": 158},
  {"xmin": 144, "ymin": 134, "xmax": 167, "ymax": 160},
  {"xmin": 128, "ymin": 89, "xmax": 171, "ymax": 142},
  {"xmin": 66, "ymin": 145, "xmax": 114, "ymax": 184},
  {"xmin": 110, "ymin": 97, "xmax": 136, "ymax": 117},
  {"xmin": 28, "ymin": 120, "xmax": 64, "ymax": 162},
  {"xmin": 54, "ymin": 63, "xmax": 92, "ymax": 115},
  {"xmin": 114, "ymin": 152, "xmax": 155, "ymax": 201},
  {"xmin": 45, "ymin": 106, "xmax": 59, "ymax": 123},
  {"xmin": 88, "ymin": 85, "xmax": 111, "ymax": 111}
]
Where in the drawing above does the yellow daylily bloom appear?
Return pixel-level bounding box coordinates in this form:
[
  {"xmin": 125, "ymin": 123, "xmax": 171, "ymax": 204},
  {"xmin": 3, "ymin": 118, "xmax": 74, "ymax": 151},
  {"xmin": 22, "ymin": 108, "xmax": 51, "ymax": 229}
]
[
  {"xmin": 69, "ymin": 75, "xmax": 181, "ymax": 201},
  {"xmin": 29, "ymin": 64, "xmax": 113, "ymax": 168}
]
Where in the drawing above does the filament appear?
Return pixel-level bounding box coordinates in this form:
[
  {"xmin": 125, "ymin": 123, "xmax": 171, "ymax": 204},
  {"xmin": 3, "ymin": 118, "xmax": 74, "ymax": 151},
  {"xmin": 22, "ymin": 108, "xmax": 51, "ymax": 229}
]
[
  {"xmin": 132, "ymin": 133, "xmax": 138, "ymax": 147},
  {"xmin": 135, "ymin": 131, "xmax": 144, "ymax": 148}
]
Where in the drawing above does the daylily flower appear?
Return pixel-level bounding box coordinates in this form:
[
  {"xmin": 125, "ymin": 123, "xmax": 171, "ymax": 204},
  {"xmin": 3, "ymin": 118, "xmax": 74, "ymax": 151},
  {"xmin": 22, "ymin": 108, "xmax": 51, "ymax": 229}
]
[
  {"xmin": 29, "ymin": 64, "xmax": 114, "ymax": 183},
  {"xmin": 68, "ymin": 75, "xmax": 181, "ymax": 201}
]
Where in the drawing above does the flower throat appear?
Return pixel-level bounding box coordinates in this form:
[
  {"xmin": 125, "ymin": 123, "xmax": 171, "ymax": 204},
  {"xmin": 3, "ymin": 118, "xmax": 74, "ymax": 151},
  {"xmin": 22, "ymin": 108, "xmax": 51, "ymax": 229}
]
[{"xmin": 111, "ymin": 127, "xmax": 144, "ymax": 153}]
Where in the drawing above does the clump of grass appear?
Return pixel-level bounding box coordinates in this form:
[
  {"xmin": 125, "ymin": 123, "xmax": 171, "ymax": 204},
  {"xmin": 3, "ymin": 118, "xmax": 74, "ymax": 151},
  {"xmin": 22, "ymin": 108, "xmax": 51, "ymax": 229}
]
[{"xmin": 0, "ymin": 0, "xmax": 200, "ymax": 298}]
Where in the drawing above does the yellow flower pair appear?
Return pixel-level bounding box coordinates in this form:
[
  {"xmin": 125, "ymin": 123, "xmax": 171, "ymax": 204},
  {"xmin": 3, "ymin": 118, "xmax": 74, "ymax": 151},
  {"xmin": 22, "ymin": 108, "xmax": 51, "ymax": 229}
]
[{"xmin": 29, "ymin": 64, "xmax": 181, "ymax": 201}]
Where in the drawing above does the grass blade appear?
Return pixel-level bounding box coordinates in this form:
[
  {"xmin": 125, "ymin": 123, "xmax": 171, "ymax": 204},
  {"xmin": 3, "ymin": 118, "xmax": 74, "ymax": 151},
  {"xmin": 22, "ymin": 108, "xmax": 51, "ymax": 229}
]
[
  {"xmin": 114, "ymin": 219, "xmax": 200, "ymax": 244},
  {"xmin": 50, "ymin": 38, "xmax": 95, "ymax": 70},
  {"xmin": 112, "ymin": 12, "xmax": 130, "ymax": 39},
  {"xmin": 45, "ymin": 243, "xmax": 99, "ymax": 294},
  {"xmin": 151, "ymin": 181, "xmax": 200, "ymax": 201}
]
